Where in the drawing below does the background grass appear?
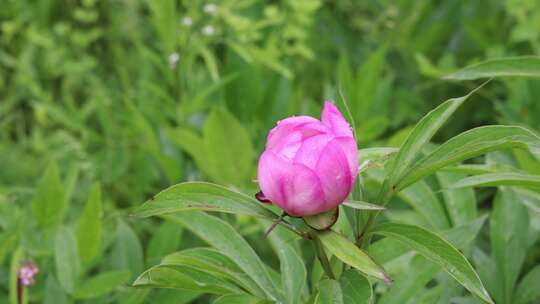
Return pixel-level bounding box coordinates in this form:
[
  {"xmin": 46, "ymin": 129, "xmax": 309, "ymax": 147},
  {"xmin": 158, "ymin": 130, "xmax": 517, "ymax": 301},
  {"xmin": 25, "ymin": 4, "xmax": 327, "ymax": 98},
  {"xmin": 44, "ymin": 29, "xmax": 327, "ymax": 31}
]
[{"xmin": 1, "ymin": 0, "xmax": 540, "ymax": 303}]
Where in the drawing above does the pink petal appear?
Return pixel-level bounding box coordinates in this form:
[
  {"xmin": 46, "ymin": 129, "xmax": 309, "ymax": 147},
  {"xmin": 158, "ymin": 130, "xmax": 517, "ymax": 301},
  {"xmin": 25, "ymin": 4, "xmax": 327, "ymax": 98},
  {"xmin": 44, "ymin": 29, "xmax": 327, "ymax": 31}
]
[
  {"xmin": 321, "ymin": 101, "xmax": 354, "ymax": 137},
  {"xmin": 335, "ymin": 136, "xmax": 359, "ymax": 180},
  {"xmin": 270, "ymin": 131, "xmax": 303, "ymax": 160},
  {"xmin": 281, "ymin": 163, "xmax": 326, "ymax": 216},
  {"xmin": 293, "ymin": 134, "xmax": 333, "ymax": 170},
  {"xmin": 266, "ymin": 116, "xmax": 320, "ymax": 150},
  {"xmin": 315, "ymin": 139, "xmax": 352, "ymax": 210},
  {"xmin": 257, "ymin": 150, "xmax": 326, "ymax": 216},
  {"xmin": 257, "ymin": 150, "xmax": 291, "ymax": 205}
]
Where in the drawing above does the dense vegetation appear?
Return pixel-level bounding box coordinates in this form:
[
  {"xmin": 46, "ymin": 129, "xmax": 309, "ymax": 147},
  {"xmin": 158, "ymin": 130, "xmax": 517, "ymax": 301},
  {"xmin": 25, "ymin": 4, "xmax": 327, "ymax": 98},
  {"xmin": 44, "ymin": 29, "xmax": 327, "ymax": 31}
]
[{"xmin": 1, "ymin": 1, "xmax": 540, "ymax": 303}]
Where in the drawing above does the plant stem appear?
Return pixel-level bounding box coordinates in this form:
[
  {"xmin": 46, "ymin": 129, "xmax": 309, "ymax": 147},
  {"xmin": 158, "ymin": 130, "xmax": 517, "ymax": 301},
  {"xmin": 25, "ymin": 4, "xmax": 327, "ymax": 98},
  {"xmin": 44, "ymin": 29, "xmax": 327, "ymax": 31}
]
[
  {"xmin": 311, "ymin": 232, "xmax": 335, "ymax": 280},
  {"xmin": 357, "ymin": 183, "xmax": 395, "ymax": 247}
]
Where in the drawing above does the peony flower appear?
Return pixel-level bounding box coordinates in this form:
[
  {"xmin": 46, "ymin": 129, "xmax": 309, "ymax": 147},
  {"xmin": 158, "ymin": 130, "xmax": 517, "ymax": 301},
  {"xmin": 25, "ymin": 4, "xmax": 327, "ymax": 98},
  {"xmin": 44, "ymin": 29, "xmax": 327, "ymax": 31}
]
[{"xmin": 257, "ymin": 101, "xmax": 358, "ymax": 216}]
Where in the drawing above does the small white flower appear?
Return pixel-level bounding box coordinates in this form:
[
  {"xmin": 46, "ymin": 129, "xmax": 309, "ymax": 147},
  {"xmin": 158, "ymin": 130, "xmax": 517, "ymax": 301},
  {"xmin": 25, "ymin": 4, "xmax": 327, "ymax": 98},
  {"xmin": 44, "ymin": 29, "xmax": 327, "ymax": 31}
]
[
  {"xmin": 168, "ymin": 52, "xmax": 180, "ymax": 69},
  {"xmin": 181, "ymin": 16, "xmax": 193, "ymax": 27},
  {"xmin": 202, "ymin": 25, "xmax": 215, "ymax": 36},
  {"xmin": 203, "ymin": 3, "xmax": 217, "ymax": 15}
]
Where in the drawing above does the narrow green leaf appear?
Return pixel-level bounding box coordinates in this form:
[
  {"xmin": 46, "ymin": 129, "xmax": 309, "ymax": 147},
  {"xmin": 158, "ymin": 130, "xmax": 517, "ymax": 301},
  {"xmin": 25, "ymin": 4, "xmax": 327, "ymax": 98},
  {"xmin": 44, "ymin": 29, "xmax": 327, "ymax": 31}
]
[
  {"xmin": 166, "ymin": 127, "xmax": 214, "ymax": 177},
  {"xmin": 44, "ymin": 275, "xmax": 68, "ymax": 304},
  {"xmin": 200, "ymin": 47, "xmax": 220, "ymax": 81},
  {"xmin": 160, "ymin": 248, "xmax": 264, "ymax": 297},
  {"xmin": 342, "ymin": 200, "xmax": 385, "ymax": 210},
  {"xmin": 77, "ymin": 183, "xmax": 102, "ymax": 263},
  {"xmin": 315, "ymin": 279, "xmax": 343, "ymax": 304},
  {"xmin": 111, "ymin": 220, "xmax": 143, "ymax": 279},
  {"xmin": 9, "ymin": 248, "xmax": 23, "ymax": 304},
  {"xmin": 164, "ymin": 212, "xmax": 283, "ymax": 302},
  {"xmin": 55, "ymin": 227, "xmax": 80, "ymax": 293},
  {"xmin": 443, "ymin": 56, "xmax": 540, "ymax": 80},
  {"xmin": 437, "ymin": 172, "xmax": 477, "ymax": 227},
  {"xmin": 398, "ymin": 125, "xmax": 540, "ymax": 189},
  {"xmin": 440, "ymin": 164, "xmax": 501, "ymax": 175},
  {"xmin": 264, "ymin": 221, "xmax": 306, "ymax": 304},
  {"xmin": 133, "ymin": 265, "xmax": 243, "ymax": 294},
  {"xmin": 379, "ymin": 256, "xmax": 440, "ymax": 304},
  {"xmin": 212, "ymin": 294, "xmax": 272, "ymax": 304},
  {"xmin": 32, "ymin": 162, "xmax": 66, "ymax": 229},
  {"xmin": 399, "ymin": 180, "xmax": 450, "ymax": 229},
  {"xmin": 132, "ymin": 182, "xmax": 278, "ymax": 220},
  {"xmin": 358, "ymin": 147, "xmax": 398, "ymax": 161},
  {"xmin": 370, "ymin": 223, "xmax": 493, "ymax": 303},
  {"xmin": 316, "ymin": 230, "xmax": 391, "ymax": 283},
  {"xmin": 339, "ymin": 269, "xmax": 372, "ymax": 304},
  {"xmin": 515, "ymin": 265, "xmax": 540, "ymax": 304},
  {"xmin": 442, "ymin": 215, "xmax": 488, "ymax": 250},
  {"xmin": 509, "ymin": 187, "xmax": 540, "ymax": 213},
  {"xmin": 383, "ymin": 84, "xmax": 485, "ymax": 196},
  {"xmin": 368, "ymin": 215, "xmax": 486, "ymax": 268},
  {"xmin": 491, "ymin": 189, "xmax": 529, "ymax": 304},
  {"xmin": 73, "ymin": 271, "xmax": 130, "ymax": 299},
  {"xmin": 203, "ymin": 107, "xmax": 254, "ymax": 186},
  {"xmin": 449, "ymin": 172, "xmax": 540, "ymax": 189},
  {"xmin": 146, "ymin": 221, "xmax": 182, "ymax": 264}
]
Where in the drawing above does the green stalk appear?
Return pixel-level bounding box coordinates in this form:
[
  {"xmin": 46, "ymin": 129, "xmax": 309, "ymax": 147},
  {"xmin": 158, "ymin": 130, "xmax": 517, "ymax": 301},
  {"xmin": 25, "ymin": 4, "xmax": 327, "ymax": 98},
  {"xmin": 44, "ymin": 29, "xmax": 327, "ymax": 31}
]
[{"xmin": 311, "ymin": 232, "xmax": 335, "ymax": 280}]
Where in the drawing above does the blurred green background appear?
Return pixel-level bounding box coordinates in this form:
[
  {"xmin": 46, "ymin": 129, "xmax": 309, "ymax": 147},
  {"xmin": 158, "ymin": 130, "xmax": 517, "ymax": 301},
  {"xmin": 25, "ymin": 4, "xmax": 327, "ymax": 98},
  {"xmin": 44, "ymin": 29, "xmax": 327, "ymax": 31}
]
[{"xmin": 1, "ymin": 0, "xmax": 540, "ymax": 303}]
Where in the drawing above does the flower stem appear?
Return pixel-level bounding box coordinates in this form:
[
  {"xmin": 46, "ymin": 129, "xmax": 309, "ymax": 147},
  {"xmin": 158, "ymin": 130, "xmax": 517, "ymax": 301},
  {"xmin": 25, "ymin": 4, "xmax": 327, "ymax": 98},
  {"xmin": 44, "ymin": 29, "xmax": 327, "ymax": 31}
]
[{"xmin": 311, "ymin": 232, "xmax": 335, "ymax": 280}]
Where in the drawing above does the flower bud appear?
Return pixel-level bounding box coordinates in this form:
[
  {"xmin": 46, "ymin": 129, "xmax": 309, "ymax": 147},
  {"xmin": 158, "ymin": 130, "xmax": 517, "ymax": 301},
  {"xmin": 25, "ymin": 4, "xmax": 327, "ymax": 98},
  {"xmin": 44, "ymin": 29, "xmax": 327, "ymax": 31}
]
[{"xmin": 257, "ymin": 102, "xmax": 358, "ymax": 216}]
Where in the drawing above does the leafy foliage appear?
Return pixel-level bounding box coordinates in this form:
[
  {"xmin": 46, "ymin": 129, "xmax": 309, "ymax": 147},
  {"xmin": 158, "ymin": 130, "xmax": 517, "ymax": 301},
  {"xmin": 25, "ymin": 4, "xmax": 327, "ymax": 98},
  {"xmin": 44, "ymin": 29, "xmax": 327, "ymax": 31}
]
[{"xmin": 2, "ymin": 1, "xmax": 540, "ymax": 304}]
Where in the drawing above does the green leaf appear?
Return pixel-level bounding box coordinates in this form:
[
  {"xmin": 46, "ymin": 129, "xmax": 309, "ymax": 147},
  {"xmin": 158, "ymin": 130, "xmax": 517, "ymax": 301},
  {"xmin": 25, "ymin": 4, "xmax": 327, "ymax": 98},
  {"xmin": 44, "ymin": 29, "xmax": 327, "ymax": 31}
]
[
  {"xmin": 339, "ymin": 269, "xmax": 372, "ymax": 304},
  {"xmin": 437, "ymin": 172, "xmax": 477, "ymax": 227},
  {"xmin": 77, "ymin": 183, "xmax": 102, "ymax": 263},
  {"xmin": 379, "ymin": 256, "xmax": 440, "ymax": 304},
  {"xmin": 44, "ymin": 275, "xmax": 68, "ymax": 304},
  {"xmin": 315, "ymin": 279, "xmax": 343, "ymax": 304},
  {"xmin": 132, "ymin": 182, "xmax": 278, "ymax": 220},
  {"xmin": 441, "ymin": 164, "xmax": 501, "ymax": 175},
  {"xmin": 166, "ymin": 127, "xmax": 213, "ymax": 176},
  {"xmin": 448, "ymin": 172, "xmax": 540, "ymax": 189},
  {"xmin": 146, "ymin": 221, "xmax": 182, "ymax": 264},
  {"xmin": 370, "ymin": 223, "xmax": 493, "ymax": 303},
  {"xmin": 382, "ymin": 84, "xmax": 484, "ymax": 198},
  {"xmin": 342, "ymin": 200, "xmax": 385, "ymax": 211},
  {"xmin": 442, "ymin": 215, "xmax": 488, "ymax": 250},
  {"xmin": 133, "ymin": 265, "xmax": 243, "ymax": 294},
  {"xmin": 490, "ymin": 189, "xmax": 529, "ymax": 304},
  {"xmin": 509, "ymin": 188, "xmax": 540, "ymax": 213},
  {"xmin": 203, "ymin": 107, "xmax": 254, "ymax": 186},
  {"xmin": 160, "ymin": 248, "xmax": 264, "ymax": 297},
  {"xmin": 111, "ymin": 220, "xmax": 143, "ymax": 279},
  {"xmin": 73, "ymin": 270, "xmax": 130, "ymax": 299},
  {"xmin": 515, "ymin": 265, "xmax": 540, "ymax": 304},
  {"xmin": 9, "ymin": 247, "xmax": 23, "ymax": 304},
  {"xmin": 264, "ymin": 221, "xmax": 306, "ymax": 304},
  {"xmin": 315, "ymin": 230, "xmax": 391, "ymax": 283},
  {"xmin": 55, "ymin": 227, "xmax": 80, "ymax": 293},
  {"xmin": 32, "ymin": 162, "xmax": 66, "ymax": 229},
  {"xmin": 212, "ymin": 294, "xmax": 272, "ymax": 304},
  {"xmin": 399, "ymin": 180, "xmax": 450, "ymax": 229},
  {"xmin": 443, "ymin": 56, "xmax": 540, "ymax": 80},
  {"xmin": 164, "ymin": 212, "xmax": 284, "ymax": 302},
  {"xmin": 358, "ymin": 147, "xmax": 398, "ymax": 163},
  {"xmin": 398, "ymin": 125, "xmax": 540, "ymax": 189},
  {"xmin": 200, "ymin": 47, "xmax": 220, "ymax": 81}
]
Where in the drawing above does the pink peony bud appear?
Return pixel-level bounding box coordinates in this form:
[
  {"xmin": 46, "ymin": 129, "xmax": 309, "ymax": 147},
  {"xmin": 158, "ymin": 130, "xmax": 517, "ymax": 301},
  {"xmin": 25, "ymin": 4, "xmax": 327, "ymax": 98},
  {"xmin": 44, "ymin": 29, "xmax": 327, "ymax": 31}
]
[{"xmin": 257, "ymin": 101, "xmax": 358, "ymax": 216}]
